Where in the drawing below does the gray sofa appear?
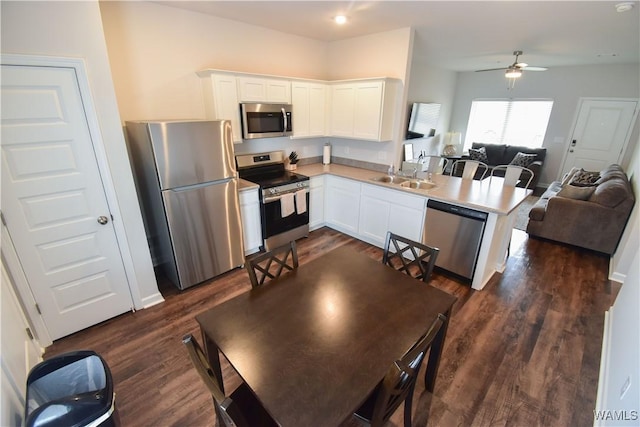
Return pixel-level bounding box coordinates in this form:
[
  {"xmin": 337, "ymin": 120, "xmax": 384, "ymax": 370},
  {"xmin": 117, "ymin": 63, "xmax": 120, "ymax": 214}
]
[
  {"xmin": 453, "ymin": 142, "xmax": 547, "ymax": 189},
  {"xmin": 464, "ymin": 142, "xmax": 547, "ymax": 189},
  {"xmin": 526, "ymin": 164, "xmax": 635, "ymax": 254}
]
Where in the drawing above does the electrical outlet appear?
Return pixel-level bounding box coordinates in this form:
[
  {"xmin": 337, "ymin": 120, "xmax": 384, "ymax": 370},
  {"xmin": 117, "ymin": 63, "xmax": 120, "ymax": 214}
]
[{"xmin": 620, "ymin": 376, "xmax": 631, "ymax": 399}]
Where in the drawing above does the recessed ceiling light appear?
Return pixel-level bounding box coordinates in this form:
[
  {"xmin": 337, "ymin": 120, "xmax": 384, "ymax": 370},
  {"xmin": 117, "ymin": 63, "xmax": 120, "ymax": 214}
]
[
  {"xmin": 334, "ymin": 15, "xmax": 347, "ymax": 25},
  {"xmin": 615, "ymin": 2, "xmax": 634, "ymax": 12}
]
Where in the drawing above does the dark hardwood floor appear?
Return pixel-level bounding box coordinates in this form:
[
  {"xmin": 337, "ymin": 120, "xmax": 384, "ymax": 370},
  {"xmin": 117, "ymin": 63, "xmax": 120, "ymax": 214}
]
[{"xmin": 44, "ymin": 227, "xmax": 617, "ymax": 427}]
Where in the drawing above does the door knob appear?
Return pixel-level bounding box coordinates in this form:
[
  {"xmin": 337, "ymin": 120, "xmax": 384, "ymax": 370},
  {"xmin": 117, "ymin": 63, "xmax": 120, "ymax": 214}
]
[{"xmin": 97, "ymin": 216, "xmax": 109, "ymax": 225}]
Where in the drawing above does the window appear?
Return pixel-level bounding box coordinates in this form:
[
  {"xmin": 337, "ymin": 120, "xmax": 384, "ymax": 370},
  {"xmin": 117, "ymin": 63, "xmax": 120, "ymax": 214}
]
[{"xmin": 463, "ymin": 99, "xmax": 553, "ymax": 151}]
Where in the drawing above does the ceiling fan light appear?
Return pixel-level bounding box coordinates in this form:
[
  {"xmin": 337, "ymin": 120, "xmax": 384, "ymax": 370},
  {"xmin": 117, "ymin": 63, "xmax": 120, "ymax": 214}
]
[{"xmin": 505, "ymin": 67, "xmax": 522, "ymax": 78}]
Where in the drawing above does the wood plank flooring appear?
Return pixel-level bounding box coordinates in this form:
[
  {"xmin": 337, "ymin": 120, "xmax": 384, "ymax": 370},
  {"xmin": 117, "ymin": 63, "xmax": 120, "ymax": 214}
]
[{"xmin": 44, "ymin": 227, "xmax": 617, "ymax": 427}]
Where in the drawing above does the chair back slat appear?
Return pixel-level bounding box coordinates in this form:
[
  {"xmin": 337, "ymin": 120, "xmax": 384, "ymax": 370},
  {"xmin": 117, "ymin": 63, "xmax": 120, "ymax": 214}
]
[
  {"xmin": 182, "ymin": 334, "xmax": 251, "ymax": 427},
  {"xmin": 449, "ymin": 160, "xmax": 488, "ymax": 180},
  {"xmin": 491, "ymin": 165, "xmax": 534, "ymax": 188},
  {"xmin": 359, "ymin": 314, "xmax": 447, "ymax": 427},
  {"xmin": 382, "ymin": 232, "xmax": 439, "ymax": 283},
  {"xmin": 246, "ymin": 241, "xmax": 299, "ymax": 288}
]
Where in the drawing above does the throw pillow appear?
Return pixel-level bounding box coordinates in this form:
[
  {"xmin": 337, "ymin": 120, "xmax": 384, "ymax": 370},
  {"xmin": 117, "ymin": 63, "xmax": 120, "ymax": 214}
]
[
  {"xmin": 560, "ymin": 167, "xmax": 581, "ymax": 187},
  {"xmin": 570, "ymin": 169, "xmax": 600, "ymax": 187},
  {"xmin": 468, "ymin": 147, "xmax": 488, "ymax": 163},
  {"xmin": 509, "ymin": 152, "xmax": 537, "ymax": 168},
  {"xmin": 557, "ymin": 183, "xmax": 596, "ymax": 200}
]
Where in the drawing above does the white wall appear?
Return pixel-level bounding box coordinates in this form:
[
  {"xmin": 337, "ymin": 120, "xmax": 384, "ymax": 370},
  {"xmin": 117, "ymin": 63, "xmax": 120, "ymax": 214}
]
[
  {"xmin": 323, "ymin": 27, "xmax": 413, "ymax": 168},
  {"xmin": 99, "ymin": 1, "xmax": 414, "ymax": 169},
  {"xmin": 404, "ymin": 62, "xmax": 458, "ymax": 159},
  {"xmin": 0, "ymin": 1, "xmax": 160, "ymax": 307},
  {"xmin": 99, "ymin": 1, "xmax": 329, "ymax": 122},
  {"xmin": 450, "ymin": 64, "xmax": 640, "ymax": 187},
  {"xmin": 596, "ymin": 131, "xmax": 639, "ymax": 424}
]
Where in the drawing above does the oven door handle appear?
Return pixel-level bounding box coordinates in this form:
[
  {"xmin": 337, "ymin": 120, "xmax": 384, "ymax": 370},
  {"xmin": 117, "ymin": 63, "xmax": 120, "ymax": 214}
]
[{"xmin": 263, "ymin": 188, "xmax": 309, "ymax": 204}]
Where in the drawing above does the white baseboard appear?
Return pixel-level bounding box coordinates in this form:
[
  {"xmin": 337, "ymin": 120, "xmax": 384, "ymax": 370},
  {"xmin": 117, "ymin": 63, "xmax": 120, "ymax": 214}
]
[
  {"xmin": 140, "ymin": 292, "xmax": 165, "ymax": 309},
  {"xmin": 609, "ymin": 257, "xmax": 627, "ymax": 283},
  {"xmin": 595, "ymin": 308, "xmax": 613, "ymax": 427}
]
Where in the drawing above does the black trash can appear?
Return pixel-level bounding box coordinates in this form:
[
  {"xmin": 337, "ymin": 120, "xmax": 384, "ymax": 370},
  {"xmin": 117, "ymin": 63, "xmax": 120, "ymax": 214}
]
[{"xmin": 25, "ymin": 350, "xmax": 119, "ymax": 427}]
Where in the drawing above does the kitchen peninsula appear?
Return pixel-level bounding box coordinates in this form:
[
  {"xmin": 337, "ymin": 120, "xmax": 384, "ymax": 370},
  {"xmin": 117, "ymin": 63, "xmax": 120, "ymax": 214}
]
[{"xmin": 294, "ymin": 163, "xmax": 532, "ymax": 290}]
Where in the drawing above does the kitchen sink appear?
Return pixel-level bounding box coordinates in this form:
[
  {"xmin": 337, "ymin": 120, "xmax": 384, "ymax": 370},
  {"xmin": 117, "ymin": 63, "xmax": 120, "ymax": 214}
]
[
  {"xmin": 370, "ymin": 175, "xmax": 408, "ymax": 184},
  {"xmin": 399, "ymin": 180, "xmax": 437, "ymax": 190}
]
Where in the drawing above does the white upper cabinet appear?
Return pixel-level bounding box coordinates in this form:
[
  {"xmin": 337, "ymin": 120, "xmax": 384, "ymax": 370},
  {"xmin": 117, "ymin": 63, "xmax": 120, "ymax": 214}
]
[
  {"xmin": 329, "ymin": 79, "xmax": 399, "ymax": 142},
  {"xmin": 198, "ymin": 70, "xmax": 399, "ymax": 143},
  {"xmin": 198, "ymin": 71, "xmax": 242, "ymax": 143},
  {"xmin": 237, "ymin": 76, "xmax": 291, "ymax": 103},
  {"xmin": 291, "ymin": 81, "xmax": 327, "ymax": 138}
]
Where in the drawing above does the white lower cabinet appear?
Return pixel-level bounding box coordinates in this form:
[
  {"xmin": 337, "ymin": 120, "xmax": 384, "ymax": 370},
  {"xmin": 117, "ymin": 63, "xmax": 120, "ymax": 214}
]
[
  {"xmin": 358, "ymin": 184, "xmax": 426, "ymax": 248},
  {"xmin": 324, "ymin": 175, "xmax": 361, "ymax": 235},
  {"xmin": 322, "ymin": 176, "xmax": 426, "ymax": 248},
  {"xmin": 239, "ymin": 187, "xmax": 262, "ymax": 255},
  {"xmin": 309, "ymin": 176, "xmax": 325, "ymax": 230}
]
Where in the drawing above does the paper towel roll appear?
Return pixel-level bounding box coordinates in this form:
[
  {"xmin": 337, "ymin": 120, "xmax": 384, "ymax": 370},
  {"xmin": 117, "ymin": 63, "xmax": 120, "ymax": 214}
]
[{"xmin": 323, "ymin": 144, "xmax": 331, "ymax": 165}]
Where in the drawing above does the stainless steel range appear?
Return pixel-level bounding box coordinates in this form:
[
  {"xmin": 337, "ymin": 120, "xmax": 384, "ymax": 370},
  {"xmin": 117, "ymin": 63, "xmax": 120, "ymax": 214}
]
[{"xmin": 236, "ymin": 151, "xmax": 310, "ymax": 250}]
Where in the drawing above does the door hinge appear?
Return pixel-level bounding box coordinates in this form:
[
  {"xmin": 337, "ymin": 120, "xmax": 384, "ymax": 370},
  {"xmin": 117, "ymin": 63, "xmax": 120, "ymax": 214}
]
[
  {"xmin": 26, "ymin": 328, "xmax": 34, "ymax": 340},
  {"xmin": 35, "ymin": 303, "xmax": 42, "ymax": 315},
  {"xmin": 0, "ymin": 211, "xmax": 6, "ymax": 226}
]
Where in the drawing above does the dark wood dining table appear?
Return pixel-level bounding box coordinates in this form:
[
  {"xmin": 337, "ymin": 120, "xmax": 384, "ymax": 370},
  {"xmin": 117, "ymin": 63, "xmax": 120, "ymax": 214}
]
[{"xmin": 196, "ymin": 245, "xmax": 457, "ymax": 427}]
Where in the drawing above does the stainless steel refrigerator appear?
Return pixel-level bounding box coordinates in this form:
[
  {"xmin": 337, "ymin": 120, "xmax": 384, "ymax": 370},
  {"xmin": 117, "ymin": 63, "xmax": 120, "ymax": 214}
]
[{"xmin": 125, "ymin": 120, "xmax": 244, "ymax": 289}]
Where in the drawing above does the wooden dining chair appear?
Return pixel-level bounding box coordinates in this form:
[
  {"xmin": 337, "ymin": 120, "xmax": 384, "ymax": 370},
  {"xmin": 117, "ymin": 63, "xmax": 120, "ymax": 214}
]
[
  {"xmin": 245, "ymin": 240, "xmax": 299, "ymax": 288},
  {"xmin": 182, "ymin": 334, "xmax": 277, "ymax": 427},
  {"xmin": 353, "ymin": 314, "xmax": 447, "ymax": 427},
  {"xmin": 490, "ymin": 165, "xmax": 534, "ymax": 188},
  {"xmin": 383, "ymin": 232, "xmax": 439, "ymax": 283},
  {"xmin": 449, "ymin": 159, "xmax": 488, "ymax": 180}
]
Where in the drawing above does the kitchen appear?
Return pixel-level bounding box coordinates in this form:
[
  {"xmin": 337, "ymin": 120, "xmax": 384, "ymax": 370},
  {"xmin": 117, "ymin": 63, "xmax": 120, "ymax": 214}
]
[{"xmin": 1, "ymin": 1, "xmax": 639, "ymax": 426}]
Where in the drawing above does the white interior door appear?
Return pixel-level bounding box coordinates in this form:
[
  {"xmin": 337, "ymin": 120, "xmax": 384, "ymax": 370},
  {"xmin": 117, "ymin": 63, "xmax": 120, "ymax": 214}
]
[
  {"xmin": 1, "ymin": 64, "xmax": 134, "ymax": 340},
  {"xmin": 561, "ymin": 99, "xmax": 638, "ymax": 175}
]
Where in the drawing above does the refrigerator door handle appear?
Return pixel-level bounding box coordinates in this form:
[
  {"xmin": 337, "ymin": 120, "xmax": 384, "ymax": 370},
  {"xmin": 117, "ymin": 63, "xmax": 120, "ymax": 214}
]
[{"xmin": 167, "ymin": 178, "xmax": 234, "ymax": 192}]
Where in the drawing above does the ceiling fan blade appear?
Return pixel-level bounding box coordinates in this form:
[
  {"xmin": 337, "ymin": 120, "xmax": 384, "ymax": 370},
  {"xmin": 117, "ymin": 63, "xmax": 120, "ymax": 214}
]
[
  {"xmin": 475, "ymin": 67, "xmax": 508, "ymax": 72},
  {"xmin": 522, "ymin": 66, "xmax": 548, "ymax": 71}
]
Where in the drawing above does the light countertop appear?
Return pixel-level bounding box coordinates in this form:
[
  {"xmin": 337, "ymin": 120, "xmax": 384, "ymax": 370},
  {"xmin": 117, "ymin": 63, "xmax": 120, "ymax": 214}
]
[
  {"xmin": 238, "ymin": 178, "xmax": 259, "ymax": 191},
  {"xmin": 295, "ymin": 163, "xmax": 532, "ymax": 215}
]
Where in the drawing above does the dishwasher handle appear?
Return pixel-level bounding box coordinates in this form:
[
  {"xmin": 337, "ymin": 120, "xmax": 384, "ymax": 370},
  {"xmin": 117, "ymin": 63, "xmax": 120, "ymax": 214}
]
[{"xmin": 427, "ymin": 199, "xmax": 488, "ymax": 222}]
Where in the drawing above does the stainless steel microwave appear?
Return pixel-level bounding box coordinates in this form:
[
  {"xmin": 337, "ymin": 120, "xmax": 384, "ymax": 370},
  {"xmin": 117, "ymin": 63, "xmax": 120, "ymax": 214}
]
[{"xmin": 240, "ymin": 103, "xmax": 293, "ymax": 140}]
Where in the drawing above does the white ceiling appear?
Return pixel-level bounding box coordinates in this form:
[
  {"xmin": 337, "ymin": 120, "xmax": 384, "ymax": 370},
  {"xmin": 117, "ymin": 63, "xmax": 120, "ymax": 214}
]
[{"xmin": 156, "ymin": 1, "xmax": 640, "ymax": 72}]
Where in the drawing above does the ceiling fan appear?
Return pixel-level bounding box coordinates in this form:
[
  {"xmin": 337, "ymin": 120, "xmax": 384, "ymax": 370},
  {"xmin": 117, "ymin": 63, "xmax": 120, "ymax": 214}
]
[{"xmin": 476, "ymin": 50, "xmax": 548, "ymax": 78}]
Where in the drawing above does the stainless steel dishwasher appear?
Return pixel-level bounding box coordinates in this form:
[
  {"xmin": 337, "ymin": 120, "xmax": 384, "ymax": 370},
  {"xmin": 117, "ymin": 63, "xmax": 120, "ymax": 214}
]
[{"xmin": 422, "ymin": 199, "xmax": 487, "ymax": 281}]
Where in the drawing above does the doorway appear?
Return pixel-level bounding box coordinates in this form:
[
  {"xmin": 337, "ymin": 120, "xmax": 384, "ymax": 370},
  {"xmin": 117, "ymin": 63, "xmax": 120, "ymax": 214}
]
[
  {"xmin": 1, "ymin": 58, "xmax": 135, "ymax": 341},
  {"xmin": 561, "ymin": 98, "xmax": 638, "ymax": 176}
]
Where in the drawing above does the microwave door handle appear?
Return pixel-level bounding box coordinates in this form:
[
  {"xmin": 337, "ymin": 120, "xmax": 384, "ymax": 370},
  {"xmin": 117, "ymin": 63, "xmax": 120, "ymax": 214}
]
[{"xmin": 281, "ymin": 107, "xmax": 288, "ymax": 132}]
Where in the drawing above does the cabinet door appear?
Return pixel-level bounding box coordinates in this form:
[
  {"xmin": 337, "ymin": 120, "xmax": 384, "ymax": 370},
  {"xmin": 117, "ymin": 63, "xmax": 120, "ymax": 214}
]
[
  {"xmin": 238, "ymin": 77, "xmax": 291, "ymax": 103},
  {"xmin": 359, "ymin": 192, "xmax": 391, "ymax": 247},
  {"xmin": 212, "ymin": 74, "xmax": 242, "ymax": 143},
  {"xmin": 291, "ymin": 82, "xmax": 311, "ymax": 137},
  {"xmin": 239, "ymin": 188, "xmax": 262, "ymax": 255},
  {"xmin": 325, "ymin": 176, "xmax": 360, "ymax": 235},
  {"xmin": 330, "ymin": 84, "xmax": 356, "ymax": 137},
  {"xmin": 353, "ymin": 82, "xmax": 384, "ymax": 140},
  {"xmin": 292, "ymin": 82, "xmax": 327, "ymax": 138},
  {"xmin": 309, "ymin": 176, "xmax": 325, "ymax": 230},
  {"xmin": 266, "ymin": 79, "xmax": 291, "ymax": 103},
  {"xmin": 308, "ymin": 84, "xmax": 327, "ymax": 136},
  {"xmin": 237, "ymin": 76, "xmax": 267, "ymax": 102}
]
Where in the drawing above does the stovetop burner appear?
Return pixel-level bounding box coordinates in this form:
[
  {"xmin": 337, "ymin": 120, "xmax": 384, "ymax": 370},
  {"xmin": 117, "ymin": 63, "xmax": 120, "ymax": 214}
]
[{"xmin": 236, "ymin": 151, "xmax": 309, "ymax": 189}]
